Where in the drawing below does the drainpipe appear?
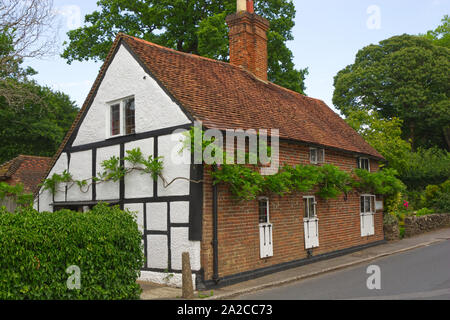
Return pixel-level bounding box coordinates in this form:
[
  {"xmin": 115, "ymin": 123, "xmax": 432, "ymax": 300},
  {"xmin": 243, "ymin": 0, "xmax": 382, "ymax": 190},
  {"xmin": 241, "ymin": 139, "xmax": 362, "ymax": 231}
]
[{"xmin": 212, "ymin": 165, "xmax": 220, "ymax": 284}]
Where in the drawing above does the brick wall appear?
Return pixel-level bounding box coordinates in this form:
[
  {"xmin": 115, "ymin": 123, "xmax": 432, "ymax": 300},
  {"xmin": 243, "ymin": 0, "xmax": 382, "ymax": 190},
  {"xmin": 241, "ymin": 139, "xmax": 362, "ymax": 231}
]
[
  {"xmin": 226, "ymin": 12, "xmax": 270, "ymax": 81},
  {"xmin": 201, "ymin": 141, "xmax": 384, "ymax": 281}
]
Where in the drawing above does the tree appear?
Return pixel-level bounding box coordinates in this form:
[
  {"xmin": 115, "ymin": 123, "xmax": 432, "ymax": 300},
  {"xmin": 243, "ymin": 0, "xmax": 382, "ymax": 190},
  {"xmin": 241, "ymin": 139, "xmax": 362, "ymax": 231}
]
[
  {"xmin": 345, "ymin": 110, "xmax": 411, "ymax": 170},
  {"xmin": 0, "ymin": 0, "xmax": 59, "ymax": 108},
  {"xmin": 345, "ymin": 110, "xmax": 450, "ymax": 191},
  {"xmin": 0, "ymin": 81, "xmax": 78, "ymax": 164},
  {"xmin": 61, "ymin": 0, "xmax": 308, "ymax": 94},
  {"xmin": 333, "ymin": 34, "xmax": 450, "ymax": 151},
  {"xmin": 422, "ymin": 15, "xmax": 450, "ymax": 49},
  {"xmin": 0, "ymin": 0, "xmax": 78, "ymax": 163}
]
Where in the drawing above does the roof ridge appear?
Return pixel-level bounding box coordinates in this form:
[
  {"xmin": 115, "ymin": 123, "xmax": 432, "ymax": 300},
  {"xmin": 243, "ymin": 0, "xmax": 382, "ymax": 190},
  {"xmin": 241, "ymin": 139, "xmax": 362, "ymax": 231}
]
[
  {"xmin": 120, "ymin": 34, "xmax": 330, "ymax": 104},
  {"xmin": 17, "ymin": 155, "xmax": 52, "ymax": 160},
  {"xmin": 120, "ymin": 33, "xmax": 235, "ymax": 67}
]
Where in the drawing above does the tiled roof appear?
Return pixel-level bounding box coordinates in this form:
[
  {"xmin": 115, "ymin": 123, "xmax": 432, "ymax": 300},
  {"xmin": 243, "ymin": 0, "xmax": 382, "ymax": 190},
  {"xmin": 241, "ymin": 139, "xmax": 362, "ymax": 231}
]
[
  {"xmin": 39, "ymin": 33, "xmax": 383, "ymax": 195},
  {"xmin": 0, "ymin": 155, "xmax": 52, "ymax": 193},
  {"xmin": 121, "ymin": 34, "xmax": 383, "ymax": 159}
]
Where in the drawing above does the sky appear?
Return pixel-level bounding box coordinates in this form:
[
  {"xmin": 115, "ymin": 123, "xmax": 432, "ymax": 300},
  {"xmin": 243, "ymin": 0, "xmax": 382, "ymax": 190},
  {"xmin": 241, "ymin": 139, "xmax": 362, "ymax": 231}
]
[{"xmin": 25, "ymin": 0, "xmax": 449, "ymax": 114}]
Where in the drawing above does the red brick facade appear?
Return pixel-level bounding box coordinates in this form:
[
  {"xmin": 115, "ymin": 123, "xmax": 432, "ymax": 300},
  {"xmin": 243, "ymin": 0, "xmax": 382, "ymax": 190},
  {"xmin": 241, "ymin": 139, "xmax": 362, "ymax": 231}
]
[{"xmin": 201, "ymin": 141, "xmax": 384, "ymax": 282}]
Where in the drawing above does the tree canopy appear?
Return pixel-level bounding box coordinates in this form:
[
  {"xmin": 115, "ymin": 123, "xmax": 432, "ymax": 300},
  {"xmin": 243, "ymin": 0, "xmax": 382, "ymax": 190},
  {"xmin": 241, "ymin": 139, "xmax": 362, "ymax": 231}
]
[
  {"xmin": 61, "ymin": 0, "xmax": 308, "ymax": 94},
  {"xmin": 422, "ymin": 15, "xmax": 450, "ymax": 49},
  {"xmin": 333, "ymin": 34, "xmax": 450, "ymax": 151},
  {"xmin": 0, "ymin": 80, "xmax": 78, "ymax": 164},
  {"xmin": 0, "ymin": 4, "xmax": 78, "ymax": 164}
]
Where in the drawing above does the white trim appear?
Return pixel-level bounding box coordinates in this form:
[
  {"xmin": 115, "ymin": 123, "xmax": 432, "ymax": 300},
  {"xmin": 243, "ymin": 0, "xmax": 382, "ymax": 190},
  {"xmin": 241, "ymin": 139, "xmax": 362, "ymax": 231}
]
[
  {"xmin": 309, "ymin": 147, "xmax": 318, "ymax": 164},
  {"xmin": 303, "ymin": 196, "xmax": 317, "ymax": 219},
  {"xmin": 310, "ymin": 147, "xmax": 325, "ymax": 164},
  {"xmin": 106, "ymin": 95, "xmax": 135, "ymax": 139},
  {"xmin": 358, "ymin": 157, "xmax": 370, "ymax": 171}
]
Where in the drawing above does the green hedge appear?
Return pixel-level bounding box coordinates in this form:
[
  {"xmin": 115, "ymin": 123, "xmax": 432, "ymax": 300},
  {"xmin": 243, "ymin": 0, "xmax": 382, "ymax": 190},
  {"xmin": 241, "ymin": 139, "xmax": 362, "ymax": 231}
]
[{"xmin": 0, "ymin": 203, "xmax": 143, "ymax": 299}]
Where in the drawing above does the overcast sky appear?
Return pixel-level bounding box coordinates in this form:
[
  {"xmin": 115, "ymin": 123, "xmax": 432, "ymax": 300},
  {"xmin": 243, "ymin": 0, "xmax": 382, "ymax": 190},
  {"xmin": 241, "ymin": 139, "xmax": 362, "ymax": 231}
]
[{"xmin": 25, "ymin": 0, "xmax": 449, "ymax": 114}]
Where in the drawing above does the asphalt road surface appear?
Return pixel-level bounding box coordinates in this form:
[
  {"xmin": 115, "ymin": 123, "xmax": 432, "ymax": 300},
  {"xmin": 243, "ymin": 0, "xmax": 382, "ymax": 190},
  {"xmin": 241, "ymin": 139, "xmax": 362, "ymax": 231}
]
[{"xmin": 237, "ymin": 240, "xmax": 450, "ymax": 300}]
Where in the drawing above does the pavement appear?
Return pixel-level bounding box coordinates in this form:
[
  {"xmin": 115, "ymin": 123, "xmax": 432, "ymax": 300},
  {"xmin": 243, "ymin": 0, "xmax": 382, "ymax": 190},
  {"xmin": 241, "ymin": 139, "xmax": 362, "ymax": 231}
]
[{"xmin": 139, "ymin": 227, "xmax": 450, "ymax": 300}]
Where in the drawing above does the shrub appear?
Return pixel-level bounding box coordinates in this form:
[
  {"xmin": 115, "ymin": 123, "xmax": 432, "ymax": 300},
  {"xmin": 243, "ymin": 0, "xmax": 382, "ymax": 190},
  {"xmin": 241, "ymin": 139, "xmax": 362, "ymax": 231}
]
[
  {"xmin": 383, "ymin": 212, "xmax": 398, "ymax": 225},
  {"xmin": 0, "ymin": 203, "xmax": 143, "ymax": 300},
  {"xmin": 422, "ymin": 179, "xmax": 450, "ymax": 213},
  {"xmin": 415, "ymin": 208, "xmax": 434, "ymax": 216},
  {"xmin": 397, "ymin": 147, "xmax": 450, "ymax": 190}
]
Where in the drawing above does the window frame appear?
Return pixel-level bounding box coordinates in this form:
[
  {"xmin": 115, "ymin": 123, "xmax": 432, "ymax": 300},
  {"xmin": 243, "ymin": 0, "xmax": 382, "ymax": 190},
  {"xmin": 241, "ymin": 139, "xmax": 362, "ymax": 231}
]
[
  {"xmin": 310, "ymin": 147, "xmax": 325, "ymax": 165},
  {"xmin": 258, "ymin": 197, "xmax": 270, "ymax": 224},
  {"xmin": 358, "ymin": 157, "xmax": 370, "ymax": 171},
  {"xmin": 303, "ymin": 196, "xmax": 317, "ymax": 220},
  {"xmin": 107, "ymin": 96, "xmax": 136, "ymax": 138},
  {"xmin": 360, "ymin": 194, "xmax": 375, "ymax": 214}
]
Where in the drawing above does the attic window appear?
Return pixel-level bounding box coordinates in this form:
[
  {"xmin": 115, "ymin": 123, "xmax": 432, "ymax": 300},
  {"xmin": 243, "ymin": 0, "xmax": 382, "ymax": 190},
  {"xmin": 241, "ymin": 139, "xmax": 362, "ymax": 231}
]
[
  {"xmin": 125, "ymin": 98, "xmax": 135, "ymax": 134},
  {"xmin": 358, "ymin": 157, "xmax": 370, "ymax": 171},
  {"xmin": 109, "ymin": 97, "xmax": 135, "ymax": 137},
  {"xmin": 310, "ymin": 148, "xmax": 325, "ymax": 164},
  {"xmin": 110, "ymin": 104, "xmax": 120, "ymax": 136}
]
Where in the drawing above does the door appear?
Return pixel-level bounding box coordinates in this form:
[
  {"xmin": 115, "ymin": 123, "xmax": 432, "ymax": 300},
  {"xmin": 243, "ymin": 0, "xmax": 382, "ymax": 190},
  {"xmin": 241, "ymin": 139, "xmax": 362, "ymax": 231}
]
[
  {"xmin": 303, "ymin": 196, "xmax": 319, "ymax": 249},
  {"xmin": 258, "ymin": 197, "xmax": 273, "ymax": 258},
  {"xmin": 360, "ymin": 195, "xmax": 375, "ymax": 236}
]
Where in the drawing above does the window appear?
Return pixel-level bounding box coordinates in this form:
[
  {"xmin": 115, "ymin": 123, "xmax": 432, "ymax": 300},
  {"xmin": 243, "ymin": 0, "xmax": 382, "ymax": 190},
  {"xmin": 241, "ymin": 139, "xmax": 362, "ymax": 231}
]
[
  {"xmin": 358, "ymin": 157, "xmax": 370, "ymax": 171},
  {"xmin": 125, "ymin": 98, "xmax": 135, "ymax": 134},
  {"xmin": 109, "ymin": 97, "xmax": 135, "ymax": 137},
  {"xmin": 303, "ymin": 196, "xmax": 316, "ymax": 219},
  {"xmin": 258, "ymin": 197, "xmax": 269, "ymax": 223},
  {"xmin": 110, "ymin": 104, "xmax": 120, "ymax": 136},
  {"xmin": 310, "ymin": 148, "xmax": 325, "ymax": 164},
  {"xmin": 360, "ymin": 195, "xmax": 375, "ymax": 214}
]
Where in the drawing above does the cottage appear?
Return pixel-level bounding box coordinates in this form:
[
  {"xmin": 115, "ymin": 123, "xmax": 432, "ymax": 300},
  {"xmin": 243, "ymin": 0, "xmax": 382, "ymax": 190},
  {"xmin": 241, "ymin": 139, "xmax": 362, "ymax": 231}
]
[
  {"xmin": 35, "ymin": 0, "xmax": 385, "ymax": 289},
  {"xmin": 1, "ymin": 155, "xmax": 51, "ymax": 212}
]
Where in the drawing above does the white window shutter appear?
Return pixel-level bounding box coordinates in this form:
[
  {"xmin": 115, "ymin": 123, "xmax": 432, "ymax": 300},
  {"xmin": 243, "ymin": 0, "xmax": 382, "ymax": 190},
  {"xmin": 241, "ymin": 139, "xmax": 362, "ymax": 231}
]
[{"xmin": 259, "ymin": 223, "xmax": 273, "ymax": 258}]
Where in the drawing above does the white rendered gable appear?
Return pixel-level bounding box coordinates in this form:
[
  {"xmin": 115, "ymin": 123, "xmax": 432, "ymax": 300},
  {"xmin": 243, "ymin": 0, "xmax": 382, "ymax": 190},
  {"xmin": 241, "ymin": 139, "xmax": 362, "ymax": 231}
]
[{"xmin": 72, "ymin": 44, "xmax": 191, "ymax": 147}]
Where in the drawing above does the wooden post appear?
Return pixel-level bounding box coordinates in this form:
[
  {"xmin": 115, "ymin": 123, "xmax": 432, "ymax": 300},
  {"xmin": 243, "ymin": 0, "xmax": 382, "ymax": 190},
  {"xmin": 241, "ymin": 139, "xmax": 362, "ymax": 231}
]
[{"xmin": 181, "ymin": 252, "xmax": 194, "ymax": 299}]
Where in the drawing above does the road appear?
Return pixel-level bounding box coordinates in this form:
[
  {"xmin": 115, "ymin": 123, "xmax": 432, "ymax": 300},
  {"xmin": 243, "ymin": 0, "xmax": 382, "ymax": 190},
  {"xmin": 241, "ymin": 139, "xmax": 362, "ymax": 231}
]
[{"xmin": 236, "ymin": 240, "xmax": 450, "ymax": 300}]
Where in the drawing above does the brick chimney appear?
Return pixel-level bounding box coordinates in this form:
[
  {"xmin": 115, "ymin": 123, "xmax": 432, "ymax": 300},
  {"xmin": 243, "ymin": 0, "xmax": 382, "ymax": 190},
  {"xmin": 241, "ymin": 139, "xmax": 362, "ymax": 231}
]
[{"xmin": 226, "ymin": 0, "xmax": 270, "ymax": 81}]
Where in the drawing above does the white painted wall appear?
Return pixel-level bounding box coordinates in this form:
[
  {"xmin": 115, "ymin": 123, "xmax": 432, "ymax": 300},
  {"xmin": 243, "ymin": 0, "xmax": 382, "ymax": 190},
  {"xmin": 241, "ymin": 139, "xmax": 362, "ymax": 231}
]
[
  {"xmin": 157, "ymin": 132, "xmax": 190, "ymax": 197},
  {"xmin": 146, "ymin": 202, "xmax": 167, "ymax": 231},
  {"xmin": 170, "ymin": 227, "xmax": 201, "ymax": 271},
  {"xmin": 66, "ymin": 151, "xmax": 92, "ymax": 202},
  {"xmin": 139, "ymin": 271, "xmax": 196, "ymax": 289},
  {"xmin": 51, "ymin": 153, "xmax": 69, "ymax": 202},
  {"xmin": 147, "ymin": 234, "xmax": 168, "ymax": 269},
  {"xmin": 124, "ymin": 203, "xmax": 144, "ymax": 234},
  {"xmin": 72, "ymin": 44, "xmax": 191, "ymax": 147},
  {"xmin": 96, "ymin": 145, "xmax": 120, "ymax": 200},
  {"xmin": 170, "ymin": 201, "xmax": 190, "ymax": 223},
  {"xmin": 125, "ymin": 138, "xmax": 154, "ymax": 199}
]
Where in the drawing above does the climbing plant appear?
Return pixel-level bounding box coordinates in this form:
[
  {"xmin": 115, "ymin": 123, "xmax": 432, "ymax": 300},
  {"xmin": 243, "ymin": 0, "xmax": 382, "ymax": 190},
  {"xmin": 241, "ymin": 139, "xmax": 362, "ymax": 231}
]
[
  {"xmin": 41, "ymin": 148, "xmax": 164, "ymax": 195},
  {"xmin": 41, "ymin": 128, "xmax": 406, "ymax": 203}
]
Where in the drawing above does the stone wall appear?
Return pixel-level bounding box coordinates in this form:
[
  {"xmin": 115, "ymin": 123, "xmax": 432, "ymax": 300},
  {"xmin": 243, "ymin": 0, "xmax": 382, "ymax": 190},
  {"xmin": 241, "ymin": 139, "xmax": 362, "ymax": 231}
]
[
  {"xmin": 404, "ymin": 213, "xmax": 450, "ymax": 237},
  {"xmin": 383, "ymin": 220, "xmax": 400, "ymax": 241}
]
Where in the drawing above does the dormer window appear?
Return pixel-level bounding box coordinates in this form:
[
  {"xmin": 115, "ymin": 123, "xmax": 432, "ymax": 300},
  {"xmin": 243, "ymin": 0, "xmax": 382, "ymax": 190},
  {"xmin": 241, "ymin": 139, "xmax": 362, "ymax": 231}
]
[
  {"xmin": 109, "ymin": 97, "xmax": 135, "ymax": 137},
  {"xmin": 358, "ymin": 157, "xmax": 370, "ymax": 171},
  {"xmin": 310, "ymin": 147, "xmax": 325, "ymax": 164}
]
